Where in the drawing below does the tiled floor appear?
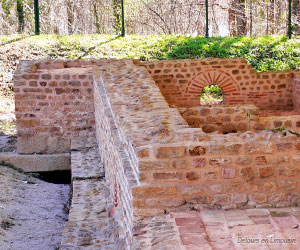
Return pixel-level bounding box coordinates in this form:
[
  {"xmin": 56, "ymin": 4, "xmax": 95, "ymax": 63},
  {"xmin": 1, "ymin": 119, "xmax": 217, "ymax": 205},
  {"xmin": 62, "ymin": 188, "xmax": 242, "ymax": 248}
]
[{"xmin": 134, "ymin": 208, "xmax": 300, "ymax": 250}]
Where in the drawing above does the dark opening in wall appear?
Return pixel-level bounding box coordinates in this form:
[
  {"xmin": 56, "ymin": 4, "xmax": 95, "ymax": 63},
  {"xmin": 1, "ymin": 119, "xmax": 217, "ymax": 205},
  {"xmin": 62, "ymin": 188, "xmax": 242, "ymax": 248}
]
[
  {"xmin": 31, "ymin": 170, "xmax": 71, "ymax": 184},
  {"xmin": 200, "ymin": 85, "xmax": 223, "ymax": 105}
]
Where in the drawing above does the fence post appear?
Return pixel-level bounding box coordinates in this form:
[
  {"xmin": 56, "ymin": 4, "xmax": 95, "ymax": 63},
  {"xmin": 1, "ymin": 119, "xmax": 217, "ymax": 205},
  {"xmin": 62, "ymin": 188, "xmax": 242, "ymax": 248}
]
[
  {"xmin": 34, "ymin": 0, "xmax": 40, "ymax": 35},
  {"xmin": 121, "ymin": 0, "xmax": 125, "ymax": 37},
  {"xmin": 288, "ymin": 0, "xmax": 292, "ymax": 38},
  {"xmin": 205, "ymin": 0, "xmax": 209, "ymax": 38}
]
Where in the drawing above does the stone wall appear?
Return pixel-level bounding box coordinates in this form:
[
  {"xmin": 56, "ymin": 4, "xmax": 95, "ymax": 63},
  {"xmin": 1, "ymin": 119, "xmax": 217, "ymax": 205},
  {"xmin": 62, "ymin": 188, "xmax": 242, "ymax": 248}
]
[
  {"xmin": 141, "ymin": 59, "xmax": 296, "ymax": 110},
  {"xmin": 255, "ymin": 115, "xmax": 300, "ymax": 132},
  {"xmin": 293, "ymin": 75, "xmax": 300, "ymax": 113},
  {"xmin": 14, "ymin": 58, "xmax": 300, "ymax": 221},
  {"xmin": 134, "ymin": 133, "xmax": 300, "ymax": 215},
  {"xmin": 178, "ymin": 105, "xmax": 259, "ymax": 133},
  {"xmin": 91, "ymin": 59, "xmax": 300, "ymax": 217},
  {"xmin": 178, "ymin": 105, "xmax": 300, "ymax": 133},
  {"xmin": 14, "ymin": 60, "xmax": 100, "ymax": 154},
  {"xmin": 93, "ymin": 61, "xmax": 140, "ymax": 248}
]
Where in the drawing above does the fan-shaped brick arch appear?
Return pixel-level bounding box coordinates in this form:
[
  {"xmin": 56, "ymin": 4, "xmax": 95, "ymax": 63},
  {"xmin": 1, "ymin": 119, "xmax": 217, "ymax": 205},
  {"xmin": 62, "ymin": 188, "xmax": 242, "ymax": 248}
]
[{"xmin": 184, "ymin": 69, "xmax": 240, "ymax": 105}]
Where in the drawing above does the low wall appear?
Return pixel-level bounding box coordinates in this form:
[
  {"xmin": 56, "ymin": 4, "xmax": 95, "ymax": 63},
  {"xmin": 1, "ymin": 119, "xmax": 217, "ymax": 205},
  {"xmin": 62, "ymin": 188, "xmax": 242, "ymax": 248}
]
[
  {"xmin": 14, "ymin": 60, "xmax": 99, "ymax": 154},
  {"xmin": 293, "ymin": 75, "xmax": 300, "ymax": 113},
  {"xmin": 94, "ymin": 60, "xmax": 140, "ymax": 249},
  {"xmin": 178, "ymin": 105, "xmax": 300, "ymax": 133},
  {"xmin": 178, "ymin": 105, "xmax": 259, "ymax": 133},
  {"xmin": 141, "ymin": 59, "xmax": 296, "ymax": 109},
  {"xmin": 255, "ymin": 115, "xmax": 300, "ymax": 132},
  {"xmin": 134, "ymin": 133, "xmax": 300, "ymax": 214}
]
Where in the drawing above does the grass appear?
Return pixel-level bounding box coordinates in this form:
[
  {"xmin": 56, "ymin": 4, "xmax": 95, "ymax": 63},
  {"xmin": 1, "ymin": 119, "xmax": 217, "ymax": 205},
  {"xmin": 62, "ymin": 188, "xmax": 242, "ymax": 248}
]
[{"xmin": 0, "ymin": 34, "xmax": 300, "ymax": 95}]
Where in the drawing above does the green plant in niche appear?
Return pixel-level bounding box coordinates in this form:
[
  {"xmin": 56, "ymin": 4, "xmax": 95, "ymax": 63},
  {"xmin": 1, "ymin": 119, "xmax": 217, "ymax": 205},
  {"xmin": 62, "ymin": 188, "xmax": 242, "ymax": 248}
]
[{"xmin": 200, "ymin": 85, "xmax": 223, "ymax": 105}]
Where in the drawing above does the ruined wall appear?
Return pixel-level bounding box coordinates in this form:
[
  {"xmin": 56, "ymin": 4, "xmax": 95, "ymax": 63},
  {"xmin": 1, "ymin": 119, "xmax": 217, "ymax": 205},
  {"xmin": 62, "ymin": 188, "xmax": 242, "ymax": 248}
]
[
  {"xmin": 134, "ymin": 134, "xmax": 300, "ymax": 215},
  {"xmin": 141, "ymin": 59, "xmax": 295, "ymax": 109},
  {"xmin": 255, "ymin": 115, "xmax": 300, "ymax": 132},
  {"xmin": 90, "ymin": 59, "xmax": 300, "ymax": 217},
  {"xmin": 14, "ymin": 60, "xmax": 99, "ymax": 154},
  {"xmin": 14, "ymin": 59, "xmax": 300, "ymax": 220},
  {"xmin": 178, "ymin": 105, "xmax": 300, "ymax": 133},
  {"xmin": 178, "ymin": 105, "xmax": 259, "ymax": 133},
  {"xmin": 93, "ymin": 61, "xmax": 140, "ymax": 249},
  {"xmin": 293, "ymin": 75, "xmax": 300, "ymax": 113}
]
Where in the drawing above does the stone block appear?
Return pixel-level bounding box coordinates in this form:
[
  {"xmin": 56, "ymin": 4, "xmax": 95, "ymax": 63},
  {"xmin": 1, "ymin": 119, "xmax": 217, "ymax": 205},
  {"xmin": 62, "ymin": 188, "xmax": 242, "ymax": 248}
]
[
  {"xmin": 203, "ymin": 170, "xmax": 218, "ymax": 180},
  {"xmin": 0, "ymin": 152, "xmax": 70, "ymax": 172},
  {"xmin": 17, "ymin": 134, "xmax": 47, "ymax": 154},
  {"xmin": 47, "ymin": 137, "xmax": 71, "ymax": 153},
  {"xmin": 235, "ymin": 156, "xmax": 252, "ymax": 165},
  {"xmin": 189, "ymin": 146, "xmax": 206, "ymax": 156},
  {"xmin": 156, "ymin": 146, "xmax": 186, "ymax": 158},
  {"xmin": 145, "ymin": 198, "xmax": 185, "ymax": 207},
  {"xmin": 209, "ymin": 157, "xmax": 231, "ymax": 166},
  {"xmin": 172, "ymin": 159, "xmax": 187, "ymax": 169},
  {"xmin": 226, "ymin": 182, "xmax": 242, "ymax": 193},
  {"xmin": 250, "ymin": 193, "xmax": 267, "ymax": 203},
  {"xmin": 192, "ymin": 158, "xmax": 206, "ymax": 168},
  {"xmin": 246, "ymin": 208, "xmax": 270, "ymax": 217},
  {"xmin": 255, "ymin": 156, "xmax": 268, "ymax": 165},
  {"xmin": 278, "ymin": 179, "xmax": 297, "ymax": 190},
  {"xmin": 137, "ymin": 148, "xmax": 150, "ymax": 158},
  {"xmin": 139, "ymin": 161, "xmax": 169, "ymax": 171},
  {"xmin": 222, "ymin": 168, "xmax": 236, "ymax": 179},
  {"xmin": 186, "ymin": 171, "xmax": 200, "ymax": 181},
  {"xmin": 208, "ymin": 144, "xmax": 224, "ymax": 154},
  {"xmin": 263, "ymin": 181, "xmax": 277, "ymax": 192},
  {"xmin": 213, "ymin": 194, "xmax": 231, "ymax": 205},
  {"xmin": 132, "ymin": 186, "xmax": 177, "ymax": 197},
  {"xmin": 259, "ymin": 167, "xmax": 274, "ymax": 178},
  {"xmin": 133, "ymin": 208, "xmax": 165, "ymax": 217},
  {"xmin": 153, "ymin": 172, "xmax": 183, "ymax": 181},
  {"xmin": 232, "ymin": 193, "xmax": 248, "ymax": 205},
  {"xmin": 277, "ymin": 143, "xmax": 292, "ymax": 152},
  {"xmin": 224, "ymin": 143, "xmax": 242, "ymax": 155}
]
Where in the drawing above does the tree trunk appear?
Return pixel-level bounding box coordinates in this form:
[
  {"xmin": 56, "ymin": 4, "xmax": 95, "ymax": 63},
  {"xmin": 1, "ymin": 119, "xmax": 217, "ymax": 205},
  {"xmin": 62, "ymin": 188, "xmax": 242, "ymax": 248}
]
[
  {"xmin": 229, "ymin": 0, "xmax": 237, "ymax": 36},
  {"xmin": 292, "ymin": 0, "xmax": 300, "ymax": 35},
  {"xmin": 249, "ymin": 0, "xmax": 253, "ymax": 36},
  {"xmin": 269, "ymin": 0, "xmax": 275, "ymax": 34},
  {"xmin": 92, "ymin": 2, "xmax": 101, "ymax": 34},
  {"xmin": 16, "ymin": 0, "xmax": 24, "ymax": 33},
  {"xmin": 112, "ymin": 0, "xmax": 122, "ymax": 35},
  {"xmin": 67, "ymin": 0, "xmax": 74, "ymax": 35},
  {"xmin": 230, "ymin": 0, "xmax": 247, "ymax": 36},
  {"xmin": 236, "ymin": 0, "xmax": 247, "ymax": 36}
]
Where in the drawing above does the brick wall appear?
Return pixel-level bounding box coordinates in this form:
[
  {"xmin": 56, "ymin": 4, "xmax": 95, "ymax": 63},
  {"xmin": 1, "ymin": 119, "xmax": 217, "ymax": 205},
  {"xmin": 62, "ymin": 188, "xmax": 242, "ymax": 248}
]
[
  {"xmin": 293, "ymin": 74, "xmax": 300, "ymax": 113},
  {"xmin": 141, "ymin": 59, "xmax": 296, "ymax": 109},
  {"xmin": 134, "ymin": 135, "xmax": 300, "ymax": 215},
  {"xmin": 93, "ymin": 61, "xmax": 140, "ymax": 249},
  {"xmin": 178, "ymin": 105, "xmax": 300, "ymax": 133},
  {"xmin": 14, "ymin": 60, "xmax": 101, "ymax": 154},
  {"xmin": 178, "ymin": 105, "xmax": 259, "ymax": 133}
]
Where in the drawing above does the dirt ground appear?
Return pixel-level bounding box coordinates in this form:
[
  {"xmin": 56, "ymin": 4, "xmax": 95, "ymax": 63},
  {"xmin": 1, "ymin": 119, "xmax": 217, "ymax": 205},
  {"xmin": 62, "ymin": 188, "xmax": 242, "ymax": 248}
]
[
  {"xmin": 0, "ymin": 94, "xmax": 70, "ymax": 250},
  {"xmin": 0, "ymin": 165, "xmax": 70, "ymax": 250}
]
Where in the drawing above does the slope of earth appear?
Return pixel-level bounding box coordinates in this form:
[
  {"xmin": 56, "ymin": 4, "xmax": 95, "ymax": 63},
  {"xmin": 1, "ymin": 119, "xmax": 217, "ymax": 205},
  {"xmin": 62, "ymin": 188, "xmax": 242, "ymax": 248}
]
[{"xmin": 0, "ymin": 165, "xmax": 70, "ymax": 250}]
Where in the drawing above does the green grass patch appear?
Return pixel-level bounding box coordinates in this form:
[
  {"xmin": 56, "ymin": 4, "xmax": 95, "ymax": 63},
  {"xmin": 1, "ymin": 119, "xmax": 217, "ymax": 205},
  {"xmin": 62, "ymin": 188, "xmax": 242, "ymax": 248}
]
[{"xmin": 1, "ymin": 34, "xmax": 300, "ymax": 94}]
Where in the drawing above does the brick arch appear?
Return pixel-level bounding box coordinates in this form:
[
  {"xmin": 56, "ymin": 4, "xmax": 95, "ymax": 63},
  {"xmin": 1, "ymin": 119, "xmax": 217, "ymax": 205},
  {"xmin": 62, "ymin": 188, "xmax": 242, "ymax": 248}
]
[{"xmin": 184, "ymin": 69, "xmax": 240, "ymax": 104}]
